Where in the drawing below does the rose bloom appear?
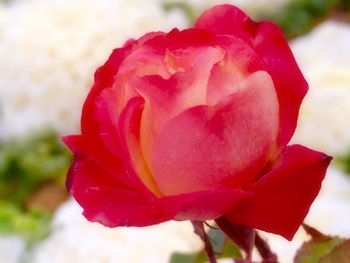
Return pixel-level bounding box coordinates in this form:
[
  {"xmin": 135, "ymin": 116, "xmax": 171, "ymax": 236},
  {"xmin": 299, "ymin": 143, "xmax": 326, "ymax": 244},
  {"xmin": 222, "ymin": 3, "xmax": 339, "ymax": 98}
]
[{"xmin": 64, "ymin": 5, "xmax": 331, "ymax": 240}]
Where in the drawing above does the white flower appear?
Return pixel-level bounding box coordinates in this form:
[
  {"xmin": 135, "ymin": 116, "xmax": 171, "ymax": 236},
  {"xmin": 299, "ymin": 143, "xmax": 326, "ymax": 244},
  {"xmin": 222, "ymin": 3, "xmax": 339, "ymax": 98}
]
[
  {"xmin": 0, "ymin": 0, "xmax": 187, "ymax": 139},
  {"xmin": 30, "ymin": 199, "xmax": 202, "ymax": 263},
  {"xmin": 291, "ymin": 21, "xmax": 350, "ymax": 156}
]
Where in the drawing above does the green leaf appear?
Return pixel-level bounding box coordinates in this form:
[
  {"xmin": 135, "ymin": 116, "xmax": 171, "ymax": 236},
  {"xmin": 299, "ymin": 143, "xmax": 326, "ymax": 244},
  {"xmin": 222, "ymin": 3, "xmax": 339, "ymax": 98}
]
[
  {"xmin": 294, "ymin": 237, "xmax": 344, "ymax": 263},
  {"xmin": 336, "ymin": 152, "xmax": 350, "ymax": 176},
  {"xmin": 0, "ymin": 131, "xmax": 70, "ymax": 242},
  {"xmin": 259, "ymin": 0, "xmax": 350, "ymax": 39},
  {"xmin": 193, "ymin": 251, "xmax": 208, "ymax": 263},
  {"xmin": 206, "ymin": 227, "xmax": 242, "ymax": 260},
  {"xmin": 0, "ymin": 131, "xmax": 70, "ymax": 203},
  {"xmin": 169, "ymin": 252, "xmax": 197, "ymax": 263},
  {"xmin": 319, "ymin": 239, "xmax": 350, "ymax": 263},
  {"xmin": 220, "ymin": 239, "xmax": 242, "ymax": 260},
  {"xmin": 0, "ymin": 202, "xmax": 51, "ymax": 245}
]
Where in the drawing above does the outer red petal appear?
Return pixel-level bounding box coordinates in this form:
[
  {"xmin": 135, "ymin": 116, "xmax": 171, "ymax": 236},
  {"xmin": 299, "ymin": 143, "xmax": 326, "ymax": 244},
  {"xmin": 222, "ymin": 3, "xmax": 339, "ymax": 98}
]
[
  {"xmin": 81, "ymin": 44, "xmax": 134, "ymax": 140},
  {"xmin": 81, "ymin": 31, "xmax": 166, "ymax": 139},
  {"xmin": 64, "ymin": 46, "xmax": 136, "ymax": 190},
  {"xmin": 63, "ymin": 135, "xmax": 137, "ymax": 197},
  {"xmin": 65, "ymin": 33, "xmax": 167, "ymax": 193},
  {"xmin": 66, "ymin": 154, "xmax": 168, "ymax": 227},
  {"xmin": 220, "ymin": 145, "xmax": 332, "ymax": 240},
  {"xmin": 196, "ymin": 4, "xmax": 308, "ymax": 148},
  {"xmin": 68, "ymin": 154, "xmax": 248, "ymax": 227},
  {"xmin": 143, "ymin": 28, "xmax": 217, "ymax": 51},
  {"xmin": 79, "ymin": 33, "xmax": 166, "ymax": 166}
]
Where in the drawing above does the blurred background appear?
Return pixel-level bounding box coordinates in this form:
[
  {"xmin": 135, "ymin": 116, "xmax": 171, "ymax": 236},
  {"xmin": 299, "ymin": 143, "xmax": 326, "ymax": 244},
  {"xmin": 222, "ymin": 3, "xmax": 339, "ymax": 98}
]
[{"xmin": 0, "ymin": 0, "xmax": 350, "ymax": 262}]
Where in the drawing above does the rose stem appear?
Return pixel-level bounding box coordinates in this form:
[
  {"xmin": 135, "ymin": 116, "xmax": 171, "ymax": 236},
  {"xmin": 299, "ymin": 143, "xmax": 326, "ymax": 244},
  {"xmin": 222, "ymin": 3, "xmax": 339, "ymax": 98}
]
[
  {"xmin": 302, "ymin": 223, "xmax": 331, "ymax": 241},
  {"xmin": 254, "ymin": 232, "xmax": 278, "ymax": 263},
  {"xmin": 191, "ymin": 220, "xmax": 217, "ymax": 263},
  {"xmin": 215, "ymin": 217, "xmax": 255, "ymax": 261}
]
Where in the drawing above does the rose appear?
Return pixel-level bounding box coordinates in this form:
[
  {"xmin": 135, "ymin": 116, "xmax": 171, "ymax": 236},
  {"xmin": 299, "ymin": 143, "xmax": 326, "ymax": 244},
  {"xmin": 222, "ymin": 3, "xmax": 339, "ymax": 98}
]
[{"xmin": 64, "ymin": 5, "xmax": 331, "ymax": 240}]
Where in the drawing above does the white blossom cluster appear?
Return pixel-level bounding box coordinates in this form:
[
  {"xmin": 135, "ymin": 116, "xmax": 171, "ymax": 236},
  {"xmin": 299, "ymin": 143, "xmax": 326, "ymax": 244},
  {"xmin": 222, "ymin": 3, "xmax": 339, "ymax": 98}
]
[
  {"xmin": 0, "ymin": 0, "xmax": 186, "ymax": 139},
  {"xmin": 291, "ymin": 21, "xmax": 350, "ymax": 156},
  {"xmin": 0, "ymin": 236, "xmax": 25, "ymax": 263},
  {"xmin": 29, "ymin": 199, "xmax": 202, "ymax": 263}
]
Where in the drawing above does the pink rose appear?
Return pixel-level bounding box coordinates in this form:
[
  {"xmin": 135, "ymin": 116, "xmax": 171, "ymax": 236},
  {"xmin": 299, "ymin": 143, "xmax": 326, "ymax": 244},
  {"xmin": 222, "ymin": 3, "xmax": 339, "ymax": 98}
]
[{"xmin": 64, "ymin": 5, "xmax": 331, "ymax": 240}]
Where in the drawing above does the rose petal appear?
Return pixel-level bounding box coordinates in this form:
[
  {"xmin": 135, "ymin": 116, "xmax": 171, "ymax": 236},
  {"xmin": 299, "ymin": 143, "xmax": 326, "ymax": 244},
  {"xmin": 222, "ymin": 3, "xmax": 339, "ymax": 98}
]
[
  {"xmin": 114, "ymin": 29, "xmax": 221, "ymax": 114},
  {"xmin": 251, "ymin": 22, "xmax": 308, "ymax": 148},
  {"xmin": 172, "ymin": 189, "xmax": 249, "ymax": 221},
  {"xmin": 143, "ymin": 28, "xmax": 217, "ymax": 51},
  {"xmin": 66, "ymin": 154, "xmax": 168, "ymax": 227},
  {"xmin": 81, "ymin": 45, "xmax": 134, "ymax": 140},
  {"xmin": 65, "ymin": 44, "xmax": 136, "ymax": 186},
  {"xmin": 196, "ymin": 4, "xmax": 308, "ymax": 148},
  {"xmin": 206, "ymin": 35, "xmax": 264, "ymax": 106},
  {"xmin": 63, "ymin": 135, "xmax": 132, "ymax": 190},
  {"xmin": 117, "ymin": 96, "xmax": 162, "ymax": 196},
  {"xmin": 221, "ymin": 145, "xmax": 332, "ymax": 240},
  {"xmin": 68, "ymin": 154, "xmax": 249, "ymax": 227},
  {"xmin": 152, "ymin": 71, "xmax": 279, "ymax": 195},
  {"xmin": 94, "ymin": 89, "xmax": 125, "ymax": 157},
  {"xmin": 62, "ymin": 135, "xmax": 83, "ymax": 153},
  {"xmin": 80, "ymin": 33, "xmax": 167, "ymax": 162},
  {"xmin": 85, "ymin": 187, "xmax": 248, "ymax": 227},
  {"xmin": 134, "ymin": 46, "xmax": 224, "ymax": 171},
  {"xmin": 66, "ymin": 152, "xmax": 131, "ymax": 197},
  {"xmin": 195, "ymin": 4, "xmax": 259, "ymax": 41}
]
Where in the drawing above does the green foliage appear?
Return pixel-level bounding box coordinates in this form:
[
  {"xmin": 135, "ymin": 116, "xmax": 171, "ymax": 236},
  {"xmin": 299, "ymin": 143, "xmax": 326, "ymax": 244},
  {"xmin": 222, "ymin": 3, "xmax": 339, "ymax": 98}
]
[
  {"xmin": 170, "ymin": 253, "xmax": 197, "ymax": 263},
  {"xmin": 336, "ymin": 152, "xmax": 350, "ymax": 176},
  {"xmin": 294, "ymin": 237, "xmax": 344, "ymax": 263},
  {"xmin": 319, "ymin": 239, "xmax": 350, "ymax": 263},
  {"xmin": 0, "ymin": 132, "xmax": 70, "ymax": 242},
  {"xmin": 0, "ymin": 202, "xmax": 51, "ymax": 245},
  {"xmin": 294, "ymin": 235, "xmax": 350, "ymax": 263},
  {"xmin": 264, "ymin": 0, "xmax": 340, "ymax": 39},
  {"xmin": 260, "ymin": 0, "xmax": 350, "ymax": 39},
  {"xmin": 0, "ymin": 131, "xmax": 71, "ymax": 205}
]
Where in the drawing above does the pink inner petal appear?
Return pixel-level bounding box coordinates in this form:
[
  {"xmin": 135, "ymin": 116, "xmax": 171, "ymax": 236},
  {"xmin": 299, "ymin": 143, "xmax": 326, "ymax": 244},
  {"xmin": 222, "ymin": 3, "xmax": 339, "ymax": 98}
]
[
  {"xmin": 118, "ymin": 96, "xmax": 162, "ymax": 196},
  {"xmin": 135, "ymin": 47, "xmax": 224, "ymax": 171},
  {"xmin": 151, "ymin": 71, "xmax": 279, "ymax": 195}
]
